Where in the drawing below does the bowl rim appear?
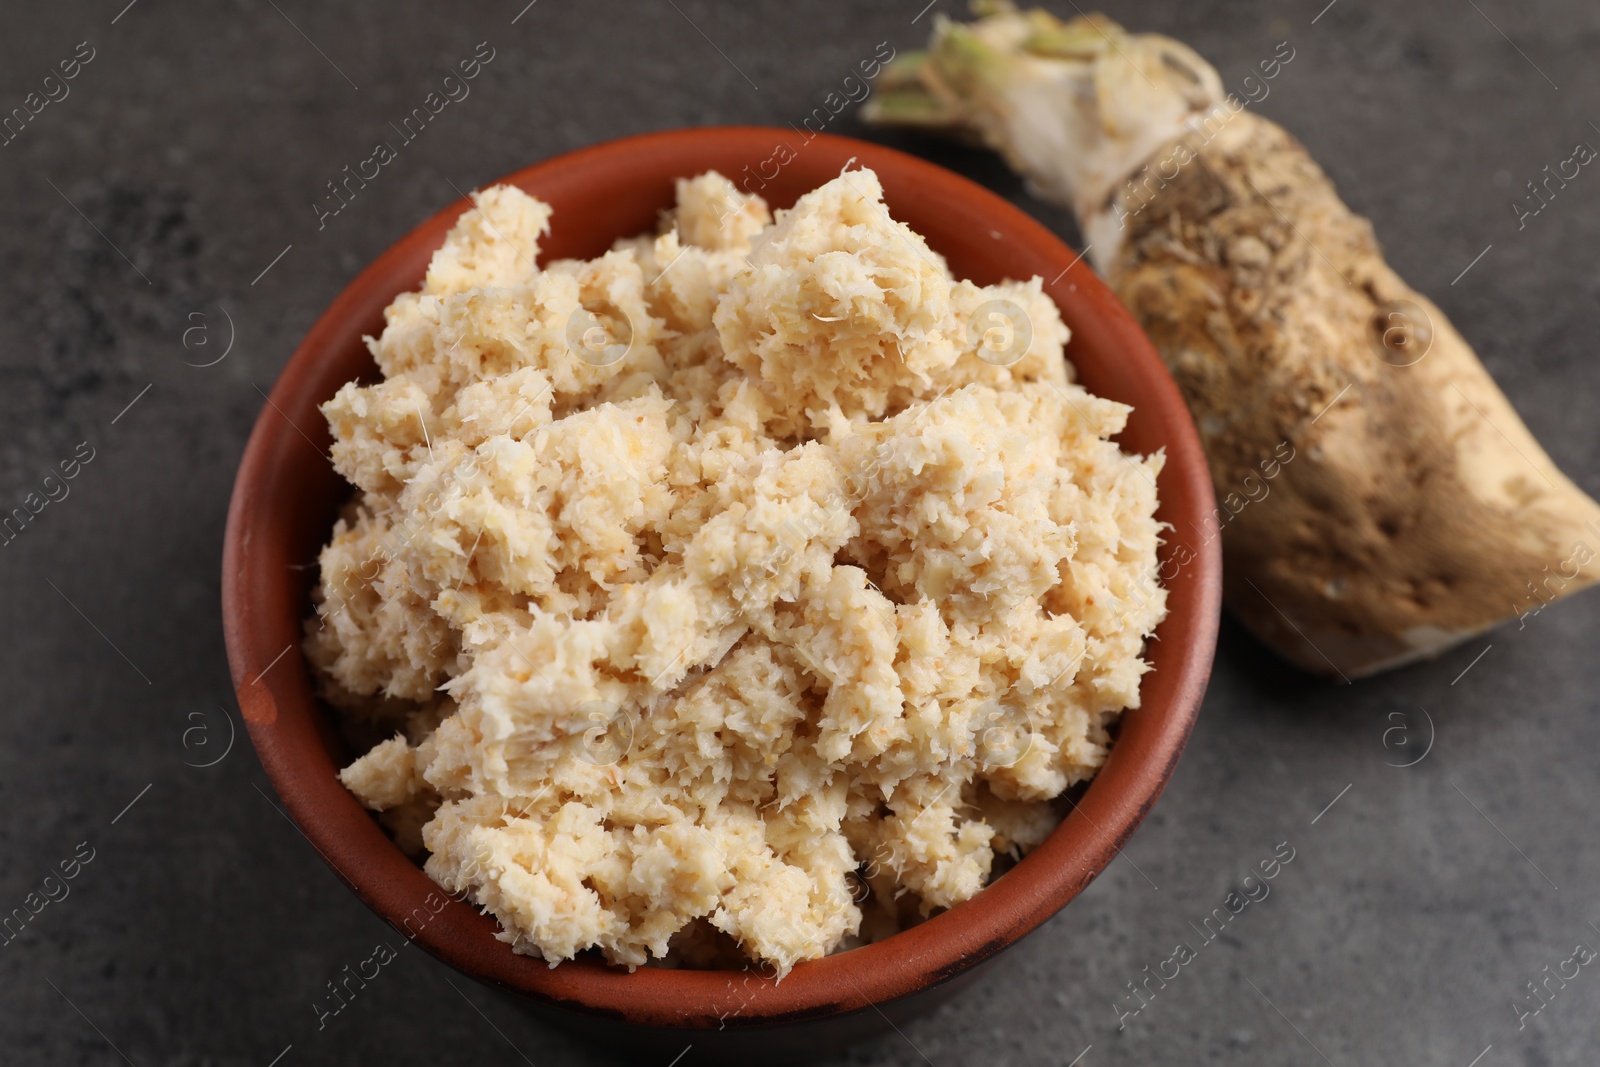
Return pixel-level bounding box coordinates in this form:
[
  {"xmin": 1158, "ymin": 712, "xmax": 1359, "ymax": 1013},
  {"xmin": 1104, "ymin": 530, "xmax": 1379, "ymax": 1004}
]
[{"xmin": 222, "ymin": 125, "xmax": 1220, "ymax": 1030}]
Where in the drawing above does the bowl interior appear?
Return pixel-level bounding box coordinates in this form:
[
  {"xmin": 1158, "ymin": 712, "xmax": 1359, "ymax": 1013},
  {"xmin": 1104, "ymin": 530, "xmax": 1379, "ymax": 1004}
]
[{"xmin": 222, "ymin": 126, "xmax": 1220, "ymax": 1029}]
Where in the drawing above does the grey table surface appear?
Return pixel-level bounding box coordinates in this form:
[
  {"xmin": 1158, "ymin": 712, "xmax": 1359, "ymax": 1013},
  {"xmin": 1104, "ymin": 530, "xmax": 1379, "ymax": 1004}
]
[{"xmin": 2, "ymin": 0, "xmax": 1597, "ymax": 1064}]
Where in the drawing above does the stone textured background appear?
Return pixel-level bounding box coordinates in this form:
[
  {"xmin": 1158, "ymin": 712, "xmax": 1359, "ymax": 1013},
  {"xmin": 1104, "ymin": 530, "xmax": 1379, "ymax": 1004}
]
[{"xmin": 2, "ymin": 1, "xmax": 1597, "ymax": 1064}]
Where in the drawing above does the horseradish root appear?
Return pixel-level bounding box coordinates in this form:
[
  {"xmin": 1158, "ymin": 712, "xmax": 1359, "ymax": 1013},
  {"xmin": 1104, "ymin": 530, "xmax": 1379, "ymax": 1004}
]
[{"xmin": 867, "ymin": 4, "xmax": 1600, "ymax": 678}]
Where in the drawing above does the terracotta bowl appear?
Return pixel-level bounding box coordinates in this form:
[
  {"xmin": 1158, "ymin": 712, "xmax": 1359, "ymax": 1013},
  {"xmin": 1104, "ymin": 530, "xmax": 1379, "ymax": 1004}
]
[{"xmin": 222, "ymin": 127, "xmax": 1221, "ymax": 1062}]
